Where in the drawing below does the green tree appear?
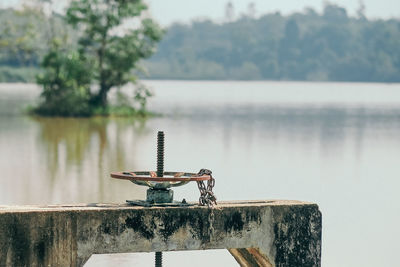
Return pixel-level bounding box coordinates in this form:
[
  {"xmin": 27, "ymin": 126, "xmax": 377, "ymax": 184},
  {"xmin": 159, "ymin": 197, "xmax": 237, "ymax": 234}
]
[
  {"xmin": 35, "ymin": 41, "xmax": 93, "ymax": 116},
  {"xmin": 66, "ymin": 0, "xmax": 163, "ymax": 108}
]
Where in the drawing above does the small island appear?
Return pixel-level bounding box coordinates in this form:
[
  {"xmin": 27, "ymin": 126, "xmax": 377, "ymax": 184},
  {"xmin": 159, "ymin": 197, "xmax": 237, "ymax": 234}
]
[{"xmin": 31, "ymin": 0, "xmax": 163, "ymax": 117}]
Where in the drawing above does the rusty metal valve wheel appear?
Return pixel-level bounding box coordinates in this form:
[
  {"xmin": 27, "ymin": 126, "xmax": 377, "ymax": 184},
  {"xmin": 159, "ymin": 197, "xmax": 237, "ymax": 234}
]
[{"xmin": 110, "ymin": 171, "xmax": 212, "ymax": 190}]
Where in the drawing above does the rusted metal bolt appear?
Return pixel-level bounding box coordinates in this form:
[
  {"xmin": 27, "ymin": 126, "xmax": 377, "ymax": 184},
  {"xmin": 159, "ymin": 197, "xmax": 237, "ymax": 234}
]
[
  {"xmin": 156, "ymin": 131, "xmax": 164, "ymax": 267},
  {"xmin": 155, "ymin": 251, "xmax": 162, "ymax": 267},
  {"xmin": 157, "ymin": 131, "xmax": 164, "ymax": 178}
]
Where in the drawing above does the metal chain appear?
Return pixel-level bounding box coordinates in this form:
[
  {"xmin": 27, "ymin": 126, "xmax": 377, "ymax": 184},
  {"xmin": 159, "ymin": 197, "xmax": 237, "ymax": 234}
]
[{"xmin": 196, "ymin": 169, "xmax": 217, "ymax": 207}]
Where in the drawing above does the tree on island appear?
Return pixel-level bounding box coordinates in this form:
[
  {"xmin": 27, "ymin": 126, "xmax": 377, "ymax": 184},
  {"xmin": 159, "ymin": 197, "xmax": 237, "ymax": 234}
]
[{"xmin": 35, "ymin": 0, "xmax": 163, "ymax": 117}]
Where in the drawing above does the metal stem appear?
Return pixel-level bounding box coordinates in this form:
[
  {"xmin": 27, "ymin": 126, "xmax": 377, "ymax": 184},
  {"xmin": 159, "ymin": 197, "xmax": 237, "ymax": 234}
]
[
  {"xmin": 157, "ymin": 131, "xmax": 164, "ymax": 178},
  {"xmin": 155, "ymin": 251, "xmax": 162, "ymax": 267},
  {"xmin": 156, "ymin": 131, "xmax": 164, "ymax": 267}
]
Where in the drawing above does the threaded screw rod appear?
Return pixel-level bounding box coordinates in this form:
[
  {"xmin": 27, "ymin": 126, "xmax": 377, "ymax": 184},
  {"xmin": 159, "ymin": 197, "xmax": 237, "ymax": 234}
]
[
  {"xmin": 157, "ymin": 131, "xmax": 164, "ymax": 178},
  {"xmin": 155, "ymin": 251, "xmax": 162, "ymax": 267},
  {"xmin": 156, "ymin": 131, "xmax": 164, "ymax": 267}
]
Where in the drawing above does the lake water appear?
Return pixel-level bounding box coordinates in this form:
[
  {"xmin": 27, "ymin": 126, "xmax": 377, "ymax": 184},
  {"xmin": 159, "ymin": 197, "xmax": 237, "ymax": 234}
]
[{"xmin": 1, "ymin": 81, "xmax": 400, "ymax": 266}]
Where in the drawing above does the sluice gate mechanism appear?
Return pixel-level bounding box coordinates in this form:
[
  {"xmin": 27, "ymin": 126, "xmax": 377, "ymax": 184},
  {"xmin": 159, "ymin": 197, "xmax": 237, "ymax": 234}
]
[{"xmin": 110, "ymin": 131, "xmax": 217, "ymax": 266}]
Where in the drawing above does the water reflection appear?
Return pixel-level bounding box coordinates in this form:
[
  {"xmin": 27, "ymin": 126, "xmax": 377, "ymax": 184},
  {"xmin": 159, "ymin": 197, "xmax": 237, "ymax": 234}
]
[
  {"xmin": 34, "ymin": 117, "xmax": 147, "ymax": 177},
  {"xmin": 1, "ymin": 82, "xmax": 400, "ymax": 267},
  {"xmin": 0, "ymin": 115, "xmax": 152, "ymax": 205}
]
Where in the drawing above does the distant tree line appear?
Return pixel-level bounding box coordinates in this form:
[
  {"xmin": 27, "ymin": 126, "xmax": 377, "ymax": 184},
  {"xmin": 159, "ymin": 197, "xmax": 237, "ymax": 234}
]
[
  {"xmin": 0, "ymin": 5, "xmax": 74, "ymax": 82},
  {"xmin": 1, "ymin": 4, "xmax": 400, "ymax": 82},
  {"xmin": 146, "ymin": 4, "xmax": 400, "ymax": 82}
]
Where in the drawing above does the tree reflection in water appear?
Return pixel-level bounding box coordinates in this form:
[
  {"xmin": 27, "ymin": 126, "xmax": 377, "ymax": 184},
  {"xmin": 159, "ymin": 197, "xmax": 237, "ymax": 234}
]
[{"xmin": 32, "ymin": 116, "xmax": 150, "ymax": 203}]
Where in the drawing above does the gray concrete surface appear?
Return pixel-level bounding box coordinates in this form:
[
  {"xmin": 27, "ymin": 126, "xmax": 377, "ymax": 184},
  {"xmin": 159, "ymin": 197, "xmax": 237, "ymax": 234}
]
[{"xmin": 0, "ymin": 200, "xmax": 321, "ymax": 266}]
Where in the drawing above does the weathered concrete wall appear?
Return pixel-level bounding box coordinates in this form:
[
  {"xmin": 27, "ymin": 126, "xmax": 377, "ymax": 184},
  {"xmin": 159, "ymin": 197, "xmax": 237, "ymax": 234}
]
[{"xmin": 0, "ymin": 200, "xmax": 321, "ymax": 267}]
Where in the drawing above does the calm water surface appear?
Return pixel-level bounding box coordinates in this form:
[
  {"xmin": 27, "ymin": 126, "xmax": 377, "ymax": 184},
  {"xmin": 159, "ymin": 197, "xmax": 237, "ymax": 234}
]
[{"xmin": 1, "ymin": 81, "xmax": 400, "ymax": 266}]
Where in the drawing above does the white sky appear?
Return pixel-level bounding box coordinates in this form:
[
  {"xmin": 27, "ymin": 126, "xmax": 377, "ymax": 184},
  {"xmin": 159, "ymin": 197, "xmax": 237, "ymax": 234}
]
[
  {"xmin": 146, "ymin": 0, "xmax": 400, "ymax": 25},
  {"xmin": 2, "ymin": 0, "xmax": 400, "ymax": 25}
]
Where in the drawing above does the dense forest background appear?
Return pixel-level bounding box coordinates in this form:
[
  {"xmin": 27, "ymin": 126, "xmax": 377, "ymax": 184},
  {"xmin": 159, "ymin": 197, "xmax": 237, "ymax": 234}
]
[
  {"xmin": 1, "ymin": 3, "xmax": 400, "ymax": 82},
  {"xmin": 0, "ymin": 6, "xmax": 76, "ymax": 82}
]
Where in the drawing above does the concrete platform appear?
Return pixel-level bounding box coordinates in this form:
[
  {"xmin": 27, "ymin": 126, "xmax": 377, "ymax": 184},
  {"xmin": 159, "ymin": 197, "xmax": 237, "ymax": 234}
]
[{"xmin": 0, "ymin": 200, "xmax": 321, "ymax": 266}]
